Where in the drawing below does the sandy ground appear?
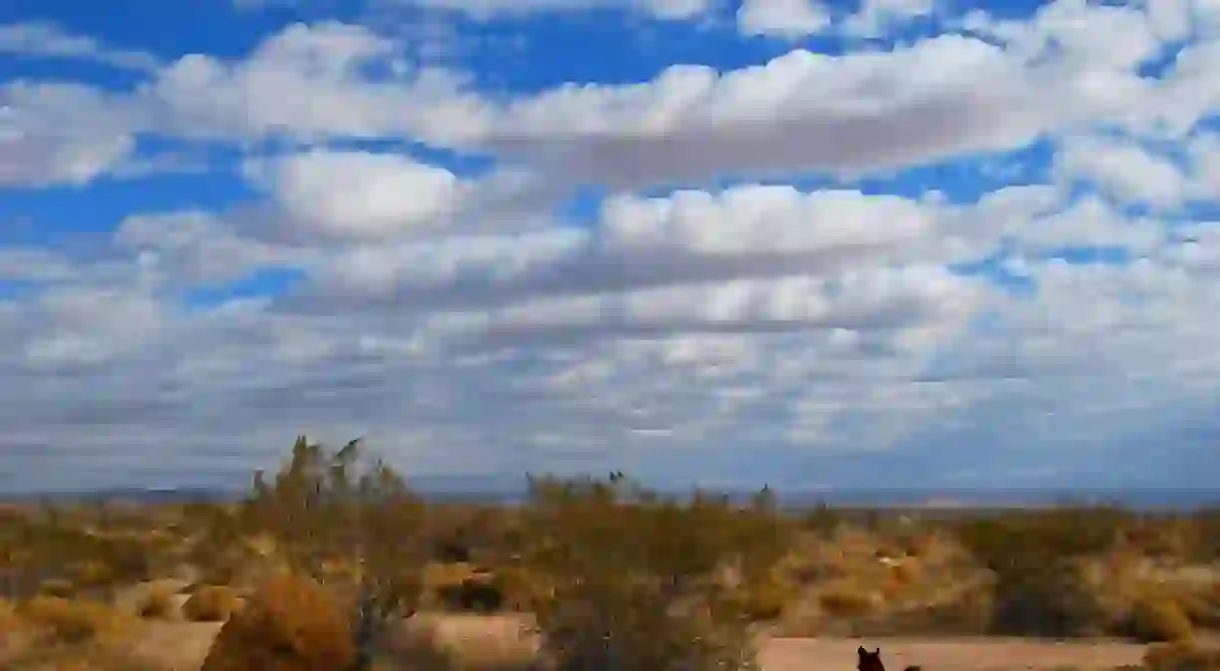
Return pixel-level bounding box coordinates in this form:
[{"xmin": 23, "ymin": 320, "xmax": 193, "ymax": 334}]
[
  {"xmin": 130, "ymin": 622, "xmax": 224, "ymax": 671},
  {"xmin": 128, "ymin": 618, "xmax": 1148, "ymax": 671},
  {"xmin": 760, "ymin": 637, "xmax": 1146, "ymax": 671}
]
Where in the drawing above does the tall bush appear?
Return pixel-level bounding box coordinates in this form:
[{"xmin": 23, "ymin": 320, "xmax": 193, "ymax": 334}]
[{"xmin": 522, "ymin": 475, "xmax": 791, "ymax": 671}]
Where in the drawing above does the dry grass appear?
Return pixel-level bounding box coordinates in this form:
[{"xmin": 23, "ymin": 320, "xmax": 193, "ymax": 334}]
[{"xmin": 15, "ymin": 596, "xmax": 136, "ymax": 645}]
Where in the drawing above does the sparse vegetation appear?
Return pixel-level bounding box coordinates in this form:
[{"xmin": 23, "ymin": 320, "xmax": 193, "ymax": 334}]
[{"xmin": 2, "ymin": 435, "xmax": 1218, "ymax": 671}]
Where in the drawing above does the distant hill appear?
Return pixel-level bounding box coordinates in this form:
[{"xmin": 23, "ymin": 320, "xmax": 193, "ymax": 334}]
[{"xmin": 1, "ymin": 482, "xmax": 1216, "ymax": 511}]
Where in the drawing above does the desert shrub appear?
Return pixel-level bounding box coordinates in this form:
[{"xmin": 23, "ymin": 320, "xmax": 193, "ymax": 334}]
[
  {"xmin": 1124, "ymin": 517, "xmax": 1201, "ymax": 559},
  {"xmin": 435, "ymin": 575, "xmax": 506, "ymax": 613},
  {"xmin": 182, "ymin": 585, "xmax": 242, "ymax": 622},
  {"xmin": 227, "ymin": 436, "xmax": 428, "ymax": 670},
  {"xmin": 910, "ymin": 578, "xmax": 996, "ymax": 635},
  {"xmin": 523, "ymin": 476, "xmax": 790, "ymax": 671},
  {"xmin": 37, "ymin": 578, "xmax": 75, "ymax": 598},
  {"xmin": 1129, "ymin": 595, "xmax": 1196, "ymax": 643},
  {"xmin": 200, "ymin": 573, "xmax": 356, "ymax": 671},
  {"xmin": 1144, "ymin": 641, "xmax": 1220, "ymax": 671},
  {"xmin": 988, "ymin": 561, "xmax": 1108, "ymax": 637},
  {"xmin": 134, "ymin": 584, "xmax": 178, "ymax": 620},
  {"xmin": 493, "ymin": 565, "xmax": 552, "ymax": 612},
  {"xmin": 1177, "ymin": 586, "xmax": 1220, "ymax": 629},
  {"xmin": 15, "ymin": 596, "xmax": 132, "ymax": 644},
  {"xmin": 953, "ymin": 507, "xmax": 1129, "ymax": 637},
  {"xmin": 1192, "ymin": 509, "xmax": 1220, "ymax": 561},
  {"xmin": 818, "ymin": 580, "xmax": 878, "ymax": 618},
  {"xmin": 734, "ymin": 579, "xmax": 788, "ymax": 622},
  {"xmin": 954, "ymin": 507, "xmax": 1127, "ymax": 574}
]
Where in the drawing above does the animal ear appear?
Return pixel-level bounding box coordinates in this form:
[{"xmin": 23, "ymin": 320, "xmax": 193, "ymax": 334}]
[
  {"xmin": 875, "ymin": 648, "xmax": 881, "ymax": 655},
  {"xmin": 858, "ymin": 646, "xmax": 867, "ymax": 656}
]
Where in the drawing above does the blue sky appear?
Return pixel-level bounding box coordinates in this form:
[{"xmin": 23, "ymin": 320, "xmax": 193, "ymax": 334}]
[{"xmin": 1, "ymin": 0, "xmax": 1218, "ymax": 494}]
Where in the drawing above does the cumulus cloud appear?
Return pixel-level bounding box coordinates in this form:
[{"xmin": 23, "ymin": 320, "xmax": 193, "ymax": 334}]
[
  {"xmin": 737, "ymin": 0, "xmax": 935, "ymax": 39},
  {"xmin": 243, "ymin": 150, "xmax": 468, "ymax": 239},
  {"xmin": 1053, "ymin": 134, "xmax": 1187, "ymax": 209},
  {"xmin": 476, "ymin": 34, "xmax": 1154, "ymax": 188},
  {"xmin": 737, "ymin": 0, "xmax": 831, "ymax": 38},
  {"xmin": 3, "ymin": 0, "xmax": 1220, "ymax": 492}
]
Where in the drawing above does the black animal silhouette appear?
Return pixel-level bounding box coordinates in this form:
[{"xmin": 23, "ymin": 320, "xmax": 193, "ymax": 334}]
[{"xmin": 857, "ymin": 645, "xmax": 921, "ymax": 671}]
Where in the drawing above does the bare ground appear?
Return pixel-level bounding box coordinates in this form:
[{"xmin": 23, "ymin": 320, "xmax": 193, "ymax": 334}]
[
  {"xmin": 760, "ymin": 636, "xmax": 1146, "ymax": 671},
  {"xmin": 126, "ymin": 618, "xmax": 1148, "ymax": 671}
]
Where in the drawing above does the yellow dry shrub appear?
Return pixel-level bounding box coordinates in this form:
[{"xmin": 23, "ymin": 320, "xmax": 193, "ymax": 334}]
[
  {"xmin": 492, "ymin": 565, "xmax": 552, "ymax": 612},
  {"xmin": 0, "ymin": 596, "xmax": 16, "ymax": 626},
  {"xmin": 1130, "ymin": 594, "xmax": 1196, "ymax": 643},
  {"xmin": 182, "ymin": 585, "xmax": 242, "ymax": 622},
  {"xmin": 890, "ymin": 560, "xmax": 920, "ymax": 586},
  {"xmin": 1144, "ymin": 640, "xmax": 1220, "ymax": 671},
  {"xmin": 37, "ymin": 578, "xmax": 75, "ymax": 598},
  {"xmin": 16, "ymin": 596, "xmax": 134, "ymax": 645},
  {"xmin": 135, "ymin": 583, "xmax": 178, "ymax": 620},
  {"xmin": 737, "ymin": 579, "xmax": 789, "ymax": 622},
  {"xmin": 200, "ymin": 573, "xmax": 355, "ymax": 671},
  {"xmin": 817, "ymin": 579, "xmax": 878, "ymax": 617}
]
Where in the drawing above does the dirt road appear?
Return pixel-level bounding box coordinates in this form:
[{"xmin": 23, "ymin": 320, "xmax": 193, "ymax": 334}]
[
  {"xmin": 760, "ymin": 636, "xmax": 1146, "ymax": 671},
  {"xmin": 129, "ymin": 620, "xmax": 1149, "ymax": 671}
]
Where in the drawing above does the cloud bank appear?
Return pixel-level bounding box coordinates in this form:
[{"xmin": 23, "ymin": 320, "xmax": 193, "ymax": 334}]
[{"xmin": 1, "ymin": 0, "xmax": 1218, "ymax": 493}]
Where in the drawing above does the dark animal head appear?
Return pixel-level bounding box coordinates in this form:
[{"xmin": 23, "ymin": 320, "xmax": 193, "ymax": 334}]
[{"xmin": 857, "ymin": 646, "xmax": 885, "ymax": 671}]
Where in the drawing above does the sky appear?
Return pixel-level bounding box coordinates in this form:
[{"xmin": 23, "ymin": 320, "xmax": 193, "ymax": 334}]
[{"xmin": 0, "ymin": 0, "xmax": 1218, "ymax": 494}]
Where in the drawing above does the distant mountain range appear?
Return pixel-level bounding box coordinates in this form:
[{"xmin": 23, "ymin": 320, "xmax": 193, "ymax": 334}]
[{"xmin": 1, "ymin": 479, "xmax": 1216, "ymax": 511}]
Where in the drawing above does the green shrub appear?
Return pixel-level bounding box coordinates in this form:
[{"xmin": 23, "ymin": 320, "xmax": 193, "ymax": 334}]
[{"xmin": 523, "ymin": 476, "xmax": 788, "ymax": 671}]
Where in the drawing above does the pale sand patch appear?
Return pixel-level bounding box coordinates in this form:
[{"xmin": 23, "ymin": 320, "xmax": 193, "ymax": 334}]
[
  {"xmin": 128, "ymin": 621, "xmax": 224, "ymax": 671},
  {"xmin": 760, "ymin": 637, "xmax": 1147, "ymax": 671},
  {"xmin": 122, "ymin": 617, "xmax": 1150, "ymax": 671}
]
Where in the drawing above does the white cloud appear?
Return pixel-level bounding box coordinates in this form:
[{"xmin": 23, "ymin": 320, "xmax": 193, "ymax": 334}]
[
  {"xmin": 294, "ymin": 184, "xmax": 964, "ymax": 312},
  {"xmin": 243, "ymin": 150, "xmax": 467, "ymax": 240},
  {"xmin": 1053, "ymin": 134, "xmax": 1187, "ymax": 208},
  {"xmin": 5, "ymin": 3, "xmax": 1220, "ymax": 492},
  {"xmin": 0, "ymin": 22, "xmax": 161, "ymax": 71},
  {"xmin": 476, "ymin": 33, "xmax": 1154, "ymax": 187},
  {"xmin": 382, "ymin": 0, "xmax": 712, "ymax": 21},
  {"xmin": 139, "ymin": 21, "xmax": 488, "ymax": 144},
  {"xmin": 0, "ymin": 82, "xmax": 143, "ymax": 186},
  {"xmin": 0, "ymin": 132, "xmax": 134, "ymax": 187},
  {"xmin": 114, "ymin": 210, "xmax": 305, "ymax": 285},
  {"xmin": 841, "ymin": 0, "xmax": 936, "ymax": 37},
  {"xmin": 737, "ymin": 0, "xmax": 830, "ymax": 38}
]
